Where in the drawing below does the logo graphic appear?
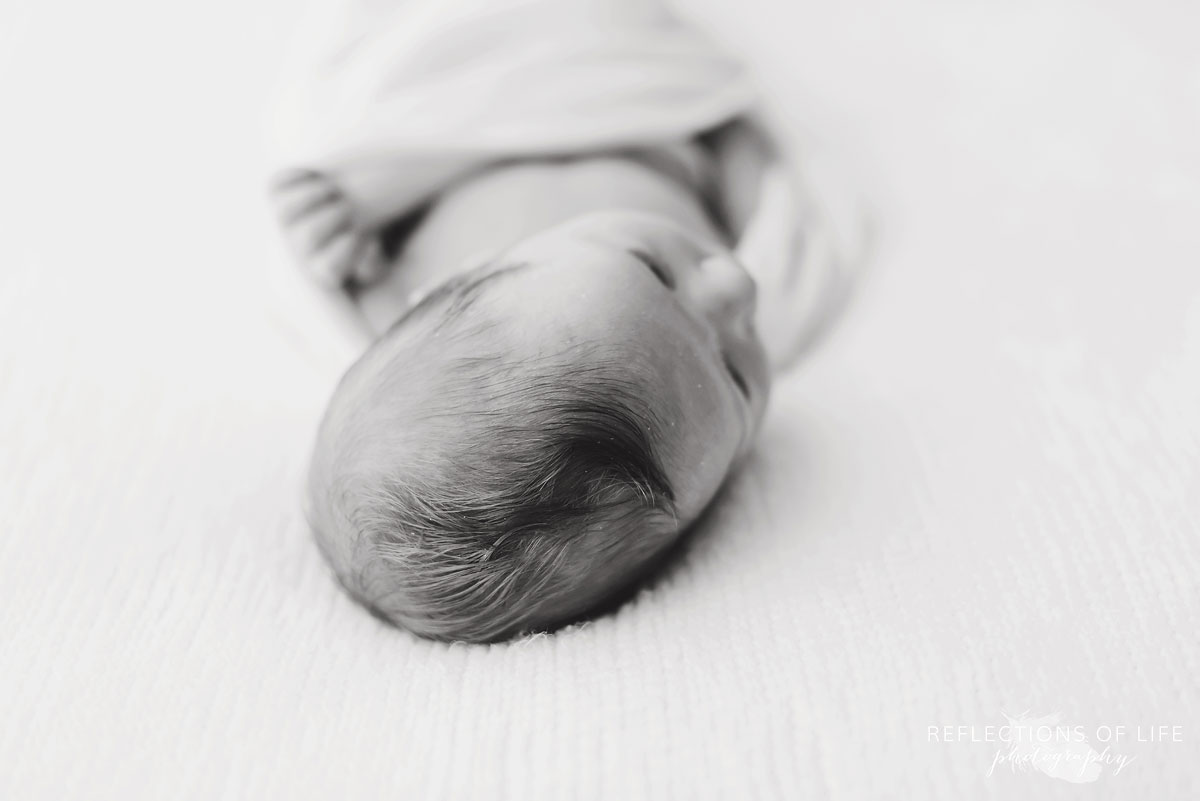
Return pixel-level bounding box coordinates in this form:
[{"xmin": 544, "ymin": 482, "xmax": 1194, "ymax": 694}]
[
  {"xmin": 928, "ymin": 710, "xmax": 1179, "ymax": 782},
  {"xmin": 986, "ymin": 711, "xmax": 1109, "ymax": 782}
]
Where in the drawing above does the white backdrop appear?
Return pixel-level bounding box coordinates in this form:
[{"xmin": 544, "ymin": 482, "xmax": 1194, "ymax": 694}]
[{"xmin": 2, "ymin": 0, "xmax": 1198, "ymax": 798}]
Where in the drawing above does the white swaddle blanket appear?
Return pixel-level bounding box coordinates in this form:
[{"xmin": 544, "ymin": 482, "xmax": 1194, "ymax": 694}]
[{"xmin": 266, "ymin": 0, "xmax": 863, "ymax": 381}]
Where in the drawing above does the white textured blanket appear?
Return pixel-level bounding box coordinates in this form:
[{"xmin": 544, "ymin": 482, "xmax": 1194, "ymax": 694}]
[{"xmin": 2, "ymin": 0, "xmax": 1197, "ymax": 798}]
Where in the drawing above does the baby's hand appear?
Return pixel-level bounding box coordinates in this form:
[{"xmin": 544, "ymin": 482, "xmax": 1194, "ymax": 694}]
[{"xmin": 271, "ymin": 170, "xmax": 385, "ymax": 287}]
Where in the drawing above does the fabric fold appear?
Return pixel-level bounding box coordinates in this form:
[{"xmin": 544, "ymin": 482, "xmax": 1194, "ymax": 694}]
[{"xmin": 266, "ymin": 0, "xmax": 866, "ymax": 379}]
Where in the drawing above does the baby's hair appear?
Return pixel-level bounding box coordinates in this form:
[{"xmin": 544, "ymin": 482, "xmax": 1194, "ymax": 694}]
[{"xmin": 308, "ymin": 264, "xmax": 681, "ymax": 642}]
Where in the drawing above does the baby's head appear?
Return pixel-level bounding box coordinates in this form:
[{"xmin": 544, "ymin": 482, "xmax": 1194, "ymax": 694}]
[{"xmin": 308, "ymin": 211, "xmax": 769, "ymax": 641}]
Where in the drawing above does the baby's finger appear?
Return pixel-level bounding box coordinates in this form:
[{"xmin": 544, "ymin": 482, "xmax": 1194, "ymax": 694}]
[
  {"xmin": 294, "ymin": 202, "xmax": 351, "ymax": 255},
  {"xmin": 306, "ymin": 230, "xmax": 360, "ymax": 287},
  {"xmin": 271, "ymin": 168, "xmax": 323, "ymax": 192},
  {"xmin": 351, "ymin": 237, "xmax": 386, "ymax": 286},
  {"xmin": 270, "ymin": 169, "xmax": 342, "ymax": 219},
  {"xmin": 276, "ymin": 183, "xmax": 340, "ymax": 224}
]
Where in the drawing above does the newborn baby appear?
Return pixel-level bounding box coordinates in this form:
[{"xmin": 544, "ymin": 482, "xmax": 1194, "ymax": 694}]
[
  {"xmin": 284, "ymin": 137, "xmax": 771, "ymax": 642},
  {"xmin": 270, "ymin": 0, "xmax": 849, "ymax": 642}
]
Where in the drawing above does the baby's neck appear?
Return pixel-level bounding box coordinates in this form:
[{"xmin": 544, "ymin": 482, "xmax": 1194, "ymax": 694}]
[{"xmin": 360, "ymin": 151, "xmax": 723, "ymax": 327}]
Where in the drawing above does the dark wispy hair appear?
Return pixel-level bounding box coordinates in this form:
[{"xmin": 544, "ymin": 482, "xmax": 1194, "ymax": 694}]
[{"xmin": 308, "ymin": 267, "xmax": 680, "ymax": 642}]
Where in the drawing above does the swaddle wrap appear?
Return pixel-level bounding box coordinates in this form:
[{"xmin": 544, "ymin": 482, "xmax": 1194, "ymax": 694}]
[{"xmin": 266, "ymin": 0, "xmax": 863, "ymax": 382}]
